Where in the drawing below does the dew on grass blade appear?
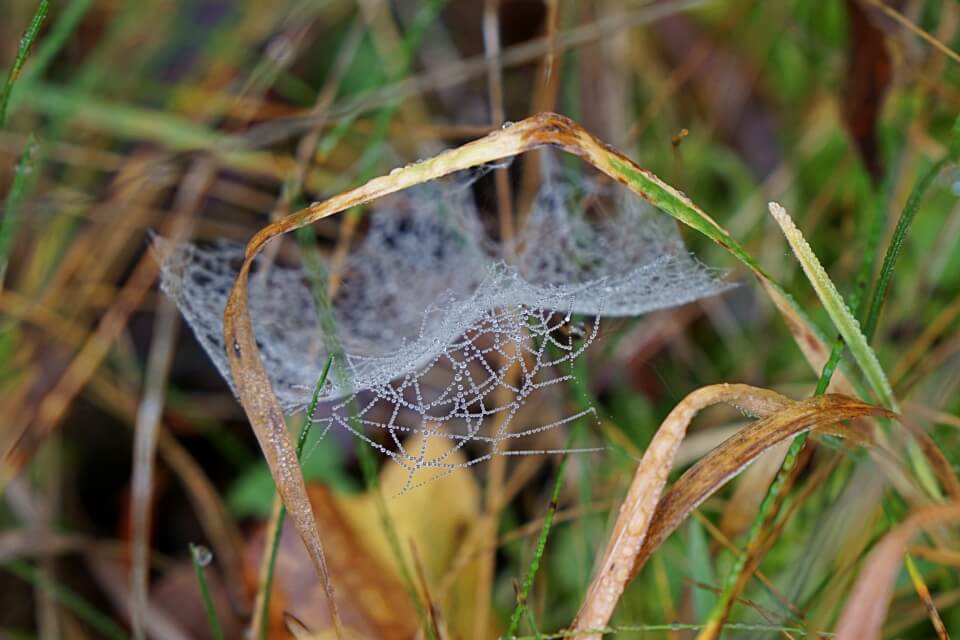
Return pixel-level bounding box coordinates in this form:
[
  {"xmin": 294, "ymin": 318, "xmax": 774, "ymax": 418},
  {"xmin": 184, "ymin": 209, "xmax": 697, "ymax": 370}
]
[{"xmin": 191, "ymin": 544, "xmax": 213, "ymax": 567}]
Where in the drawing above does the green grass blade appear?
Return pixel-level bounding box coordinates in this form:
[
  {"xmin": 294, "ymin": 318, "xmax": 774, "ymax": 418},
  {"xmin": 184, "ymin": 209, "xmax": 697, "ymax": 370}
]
[
  {"xmin": 0, "ymin": 0, "xmax": 48, "ymax": 127},
  {"xmin": 768, "ymin": 202, "xmax": 896, "ymax": 410},
  {"xmin": 1, "ymin": 559, "xmax": 127, "ymax": 640},
  {"xmin": 506, "ymin": 455, "xmax": 568, "ymax": 637},
  {"xmin": 862, "ymin": 153, "xmax": 952, "ymax": 342},
  {"xmin": 6, "ymin": 0, "xmax": 94, "ymax": 117},
  {"xmin": 257, "ymin": 356, "xmax": 333, "ymax": 640},
  {"xmin": 189, "ymin": 543, "xmax": 224, "ymax": 640}
]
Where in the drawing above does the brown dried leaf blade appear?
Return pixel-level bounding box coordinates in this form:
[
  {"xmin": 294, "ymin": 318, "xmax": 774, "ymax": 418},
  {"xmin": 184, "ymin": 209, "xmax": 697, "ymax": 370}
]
[{"xmin": 632, "ymin": 394, "xmax": 892, "ymax": 577}]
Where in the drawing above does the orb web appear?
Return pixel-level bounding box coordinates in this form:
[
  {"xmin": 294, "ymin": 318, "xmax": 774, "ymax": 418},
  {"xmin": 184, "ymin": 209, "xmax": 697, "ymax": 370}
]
[{"xmin": 159, "ymin": 161, "xmax": 732, "ymax": 488}]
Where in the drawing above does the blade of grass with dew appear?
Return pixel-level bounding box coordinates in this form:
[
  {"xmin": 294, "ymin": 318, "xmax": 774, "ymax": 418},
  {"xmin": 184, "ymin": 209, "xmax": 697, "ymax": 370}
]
[
  {"xmin": 703, "ymin": 159, "xmax": 960, "ymax": 634},
  {"xmin": 189, "ymin": 543, "xmax": 224, "ymax": 640},
  {"xmin": 768, "ymin": 201, "xmax": 896, "ymax": 409},
  {"xmin": 1, "ymin": 559, "xmax": 127, "ymax": 640},
  {"xmin": 862, "ymin": 115, "xmax": 960, "ymax": 342},
  {"xmin": 0, "ymin": 0, "xmax": 48, "ymax": 127},
  {"xmin": 506, "ymin": 454, "xmax": 568, "ymax": 636},
  {"xmin": 219, "ymin": 113, "xmax": 874, "ymax": 618},
  {"xmin": 5, "ymin": 0, "xmax": 94, "ymax": 119},
  {"xmin": 255, "ymin": 355, "xmax": 332, "ymax": 640},
  {"xmin": 767, "ymin": 202, "xmax": 940, "ymax": 502}
]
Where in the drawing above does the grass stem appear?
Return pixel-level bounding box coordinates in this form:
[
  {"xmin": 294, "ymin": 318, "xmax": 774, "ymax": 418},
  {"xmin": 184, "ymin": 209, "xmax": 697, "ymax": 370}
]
[
  {"xmin": 189, "ymin": 543, "xmax": 224, "ymax": 640},
  {"xmin": 0, "ymin": 0, "xmax": 48, "ymax": 127}
]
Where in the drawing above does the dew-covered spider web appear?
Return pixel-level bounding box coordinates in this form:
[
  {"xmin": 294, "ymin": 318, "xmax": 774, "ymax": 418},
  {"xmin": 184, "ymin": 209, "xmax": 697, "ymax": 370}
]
[{"xmin": 159, "ymin": 159, "xmax": 731, "ymax": 489}]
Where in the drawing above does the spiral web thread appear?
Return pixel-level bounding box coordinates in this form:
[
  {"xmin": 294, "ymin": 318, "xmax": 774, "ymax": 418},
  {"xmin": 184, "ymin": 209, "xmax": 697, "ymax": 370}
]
[{"xmin": 159, "ymin": 161, "xmax": 731, "ymax": 489}]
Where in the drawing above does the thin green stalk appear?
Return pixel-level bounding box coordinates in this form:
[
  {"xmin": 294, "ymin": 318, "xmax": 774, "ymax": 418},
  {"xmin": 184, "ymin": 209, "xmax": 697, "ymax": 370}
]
[
  {"xmin": 258, "ymin": 356, "xmax": 333, "ymax": 640},
  {"xmin": 506, "ymin": 330, "xmax": 594, "ymax": 637},
  {"xmin": 862, "ymin": 155, "xmax": 952, "ymax": 342},
  {"xmin": 7, "ymin": 0, "xmax": 93, "ymax": 116},
  {"xmin": 0, "ymin": 0, "xmax": 48, "ymax": 127},
  {"xmin": 506, "ymin": 454, "xmax": 568, "ymax": 636},
  {"xmin": 189, "ymin": 543, "xmax": 224, "ymax": 640},
  {"xmin": 862, "ymin": 114, "xmax": 959, "ymax": 344},
  {"xmin": 1, "ymin": 559, "xmax": 127, "ymax": 640}
]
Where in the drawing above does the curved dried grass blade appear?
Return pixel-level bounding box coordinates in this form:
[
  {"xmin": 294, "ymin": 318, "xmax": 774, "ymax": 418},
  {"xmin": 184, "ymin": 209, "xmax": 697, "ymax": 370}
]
[
  {"xmin": 569, "ymin": 383, "xmax": 793, "ymax": 638},
  {"xmin": 631, "ymin": 394, "xmax": 893, "ymax": 578},
  {"xmin": 903, "ymin": 553, "xmax": 949, "ymax": 640},
  {"xmin": 835, "ymin": 503, "xmax": 960, "ymax": 640}
]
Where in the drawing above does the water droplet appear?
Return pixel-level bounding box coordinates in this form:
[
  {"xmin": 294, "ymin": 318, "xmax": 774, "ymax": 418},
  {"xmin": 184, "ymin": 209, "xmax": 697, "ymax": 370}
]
[
  {"xmin": 191, "ymin": 544, "xmax": 213, "ymax": 566},
  {"xmin": 501, "ymin": 121, "xmax": 514, "ymax": 129}
]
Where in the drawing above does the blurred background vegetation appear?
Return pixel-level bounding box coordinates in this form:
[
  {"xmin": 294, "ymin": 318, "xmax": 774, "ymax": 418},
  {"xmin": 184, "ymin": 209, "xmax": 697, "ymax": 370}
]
[{"xmin": 1, "ymin": 0, "xmax": 959, "ymax": 638}]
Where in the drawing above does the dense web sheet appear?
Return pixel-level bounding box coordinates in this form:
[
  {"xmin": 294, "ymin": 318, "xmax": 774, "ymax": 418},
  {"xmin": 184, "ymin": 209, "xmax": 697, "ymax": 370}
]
[{"xmin": 159, "ymin": 165, "xmax": 731, "ymax": 483}]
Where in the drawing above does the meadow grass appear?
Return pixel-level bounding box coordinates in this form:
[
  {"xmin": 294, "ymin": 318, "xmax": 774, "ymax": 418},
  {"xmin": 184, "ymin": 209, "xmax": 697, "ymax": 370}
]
[{"xmin": 2, "ymin": 1, "xmax": 960, "ymax": 638}]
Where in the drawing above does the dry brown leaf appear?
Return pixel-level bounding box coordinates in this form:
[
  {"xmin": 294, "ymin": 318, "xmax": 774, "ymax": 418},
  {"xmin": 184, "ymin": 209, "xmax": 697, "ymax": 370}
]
[
  {"xmin": 336, "ymin": 433, "xmax": 486, "ymax": 640},
  {"xmin": 835, "ymin": 503, "xmax": 960, "ymax": 640},
  {"xmin": 247, "ymin": 433, "xmax": 484, "ymax": 639},
  {"xmin": 245, "ymin": 485, "xmax": 419, "ymax": 640},
  {"xmin": 719, "ymin": 438, "xmax": 790, "ymax": 538}
]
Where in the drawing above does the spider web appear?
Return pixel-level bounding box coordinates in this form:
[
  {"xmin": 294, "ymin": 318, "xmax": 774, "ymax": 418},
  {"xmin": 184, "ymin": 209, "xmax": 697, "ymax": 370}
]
[{"xmin": 159, "ymin": 161, "xmax": 732, "ymax": 488}]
